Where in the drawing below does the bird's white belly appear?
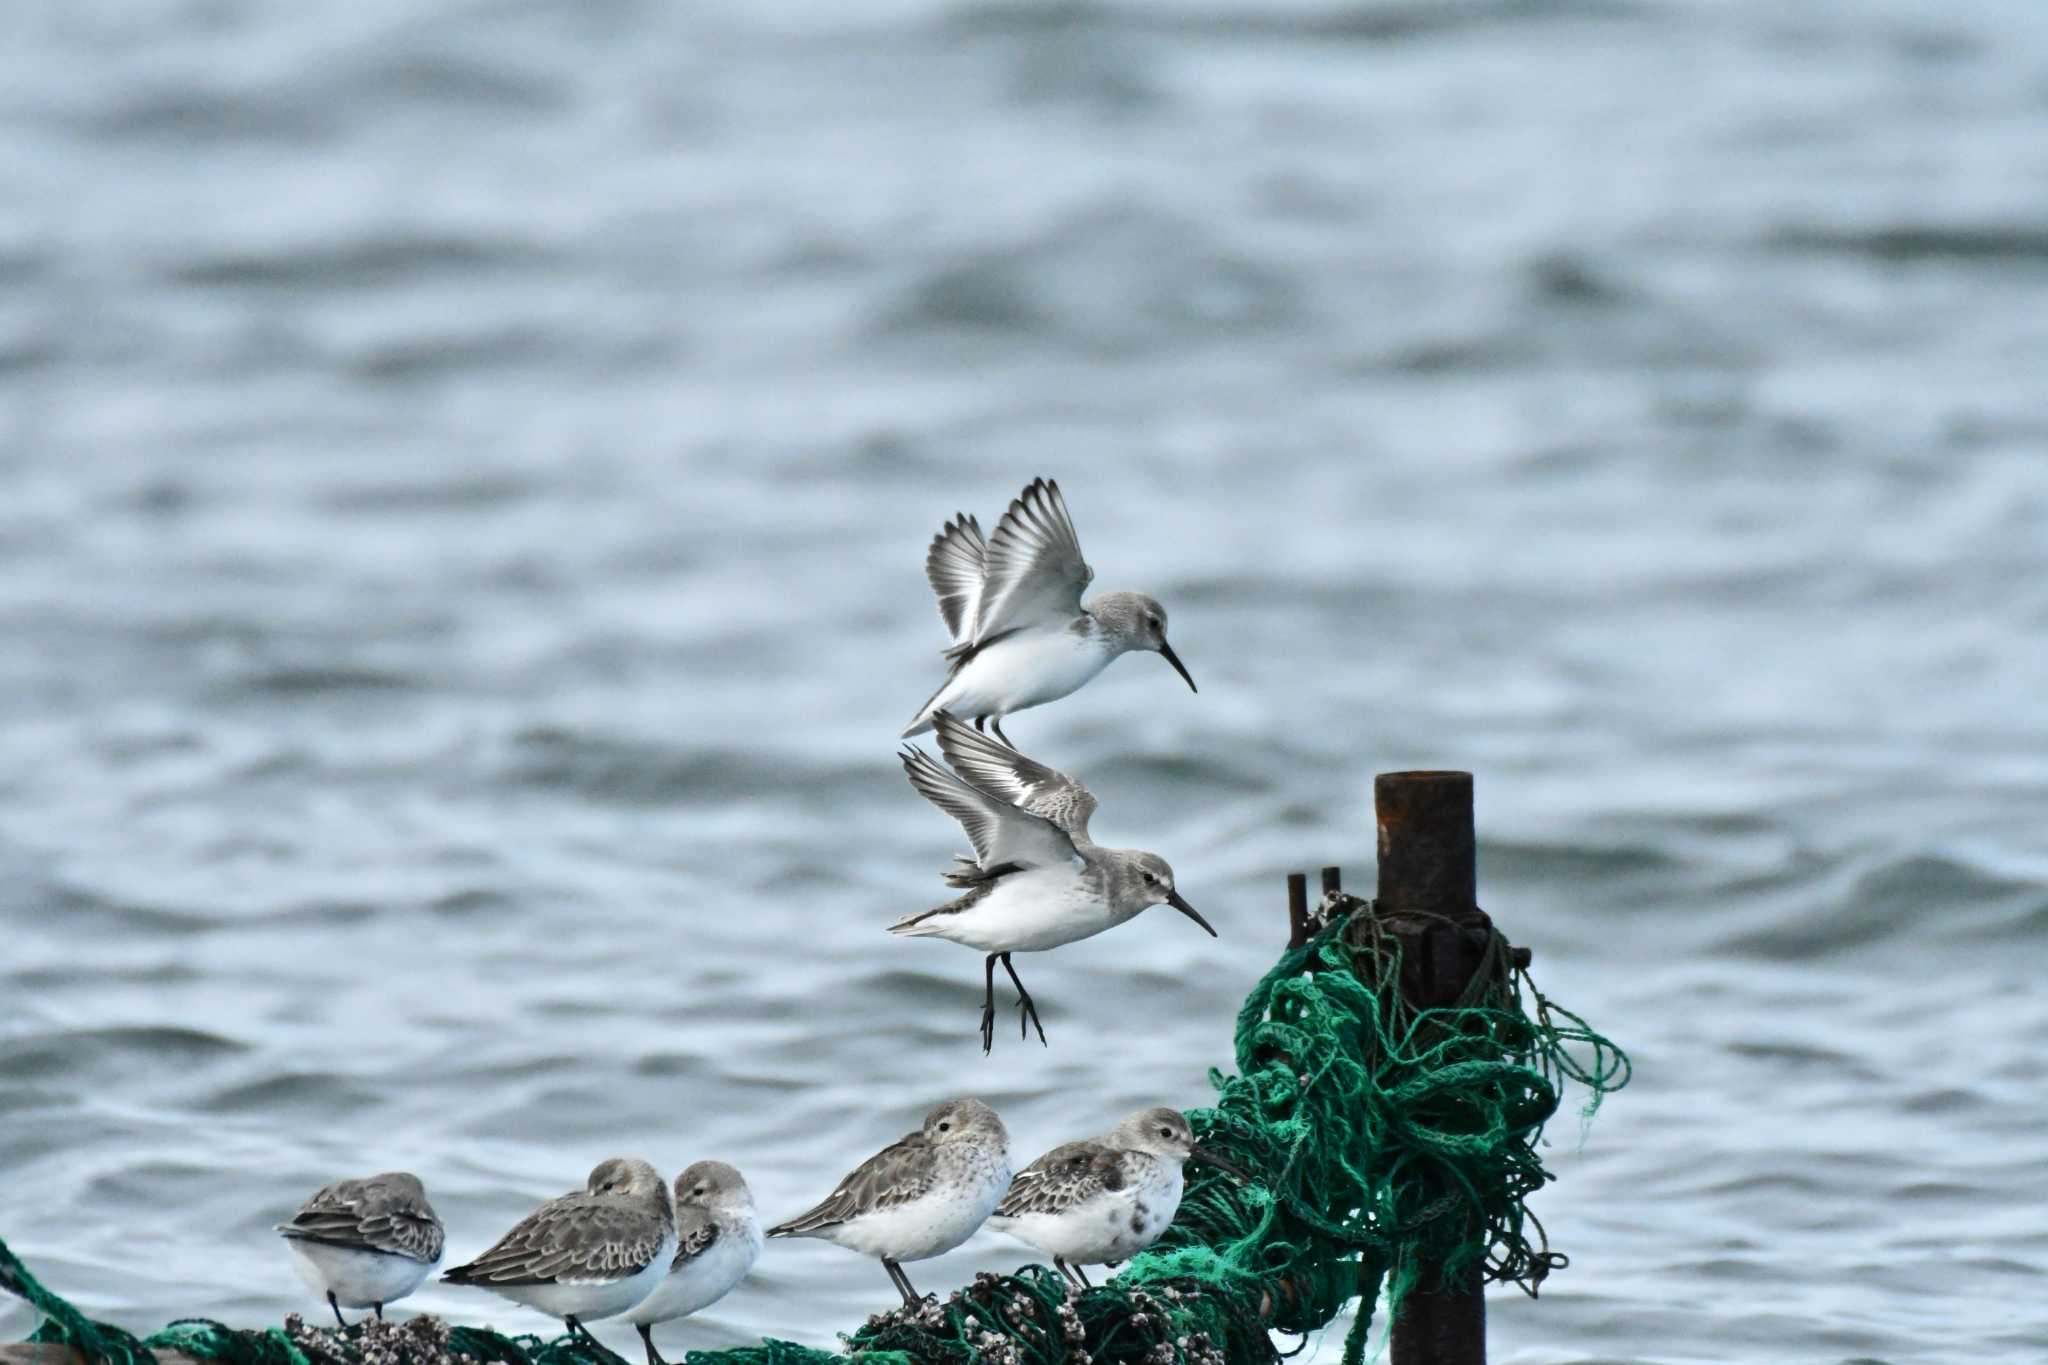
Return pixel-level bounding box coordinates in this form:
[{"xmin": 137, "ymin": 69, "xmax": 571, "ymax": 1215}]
[
  {"xmin": 485, "ymin": 1237, "xmax": 673, "ymax": 1322},
  {"xmin": 623, "ymin": 1226, "xmax": 761, "ymax": 1325},
  {"xmin": 941, "ymin": 628, "xmax": 1111, "ymax": 718},
  {"xmin": 286, "ymin": 1241, "xmax": 436, "ymax": 1309},
  {"xmin": 822, "ymin": 1168, "xmax": 1009, "ymax": 1262},
  {"xmin": 934, "ymin": 865, "xmax": 1109, "ymax": 953}
]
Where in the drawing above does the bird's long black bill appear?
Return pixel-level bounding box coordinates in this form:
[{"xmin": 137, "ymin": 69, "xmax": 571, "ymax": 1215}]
[
  {"xmin": 1157, "ymin": 639, "xmax": 1197, "ymax": 693},
  {"xmin": 1166, "ymin": 888, "xmax": 1217, "ymax": 936},
  {"xmin": 1190, "ymin": 1144, "xmax": 1252, "ymax": 1184}
]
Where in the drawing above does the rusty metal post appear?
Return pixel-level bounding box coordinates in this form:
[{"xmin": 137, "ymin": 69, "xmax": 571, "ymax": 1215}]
[
  {"xmin": 1376, "ymin": 770, "xmax": 1490, "ymax": 1365},
  {"xmin": 1286, "ymin": 871, "xmax": 1310, "ymax": 949}
]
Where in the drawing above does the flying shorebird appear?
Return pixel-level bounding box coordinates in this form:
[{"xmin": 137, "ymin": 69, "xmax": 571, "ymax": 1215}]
[
  {"xmin": 903, "ymin": 477, "xmax": 1196, "ymax": 744},
  {"xmin": 276, "ymin": 1171, "xmax": 444, "ymax": 1327},
  {"xmin": 765, "ymin": 1098, "xmax": 1012, "ymax": 1310},
  {"xmin": 989, "ymin": 1107, "xmax": 1247, "ymax": 1288},
  {"xmin": 894, "ymin": 711, "xmax": 1215, "ymax": 1052},
  {"xmin": 621, "ymin": 1162, "xmax": 763, "ymax": 1365},
  {"xmin": 442, "ymin": 1158, "xmax": 676, "ymax": 1341}
]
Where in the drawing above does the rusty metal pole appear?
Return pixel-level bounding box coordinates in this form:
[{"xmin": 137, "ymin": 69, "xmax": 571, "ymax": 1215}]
[{"xmin": 1376, "ymin": 770, "xmax": 1490, "ymax": 1365}]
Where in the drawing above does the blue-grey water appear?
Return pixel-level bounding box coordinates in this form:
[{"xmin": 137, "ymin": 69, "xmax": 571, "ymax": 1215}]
[{"xmin": 3, "ymin": 2, "xmax": 2046, "ymax": 1363}]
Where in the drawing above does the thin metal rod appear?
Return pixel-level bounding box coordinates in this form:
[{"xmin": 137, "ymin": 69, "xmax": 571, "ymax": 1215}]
[{"xmin": 1286, "ymin": 872, "xmax": 1309, "ymax": 949}]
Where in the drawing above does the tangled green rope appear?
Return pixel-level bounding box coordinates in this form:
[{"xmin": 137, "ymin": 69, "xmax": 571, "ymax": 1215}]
[{"xmin": 3, "ymin": 898, "xmax": 1626, "ymax": 1365}]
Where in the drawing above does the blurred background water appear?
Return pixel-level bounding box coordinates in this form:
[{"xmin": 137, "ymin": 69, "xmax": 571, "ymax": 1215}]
[{"xmin": 3, "ymin": 1, "xmax": 2047, "ymax": 1362}]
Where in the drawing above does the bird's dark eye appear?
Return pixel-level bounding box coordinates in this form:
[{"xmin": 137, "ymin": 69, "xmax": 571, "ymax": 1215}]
[
  {"xmin": 692, "ymin": 1186, "xmax": 705, "ymax": 1197},
  {"xmin": 938, "ymin": 1121, "xmax": 952, "ymax": 1132}
]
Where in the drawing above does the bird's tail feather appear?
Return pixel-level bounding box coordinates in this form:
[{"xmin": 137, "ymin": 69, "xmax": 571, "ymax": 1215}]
[
  {"xmin": 901, "ymin": 676, "xmax": 953, "ymax": 737},
  {"xmin": 891, "ymin": 859, "xmax": 1018, "ymax": 934},
  {"xmin": 765, "ymin": 1217, "xmax": 828, "ymax": 1239},
  {"xmin": 888, "ymin": 905, "xmax": 957, "ymax": 936}
]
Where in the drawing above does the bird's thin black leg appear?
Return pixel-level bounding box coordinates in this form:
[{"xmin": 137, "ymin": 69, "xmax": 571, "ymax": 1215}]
[
  {"xmin": 883, "ymin": 1257, "xmax": 921, "ymax": 1309},
  {"xmin": 1054, "ymin": 1257, "xmax": 1078, "ymax": 1288},
  {"xmin": 328, "ymin": 1292, "xmax": 347, "ymax": 1330},
  {"xmin": 979, "ymin": 953, "xmax": 998, "ymax": 1054},
  {"xmin": 1000, "ymin": 953, "xmax": 1047, "ymax": 1046},
  {"xmin": 374, "ymin": 1304, "xmax": 385, "ymax": 1322},
  {"xmin": 990, "ymin": 716, "xmax": 1012, "ymax": 746},
  {"xmin": 1074, "ymin": 1262, "xmax": 1093, "ymax": 1288},
  {"xmin": 637, "ymin": 1323, "xmax": 666, "ymax": 1365},
  {"xmin": 565, "ymin": 1315, "xmax": 590, "ymax": 1343}
]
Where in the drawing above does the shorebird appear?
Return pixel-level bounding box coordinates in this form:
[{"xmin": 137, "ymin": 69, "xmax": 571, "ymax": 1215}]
[
  {"xmin": 903, "ymin": 477, "xmax": 1196, "ymax": 743},
  {"xmin": 276, "ymin": 1171, "xmax": 444, "ymax": 1327},
  {"xmin": 895, "ymin": 711, "xmax": 1215, "ymax": 1051},
  {"xmin": 622, "ymin": 1162, "xmax": 763, "ymax": 1365},
  {"xmin": 989, "ymin": 1107, "xmax": 1247, "ymax": 1288},
  {"xmin": 442, "ymin": 1158, "xmax": 676, "ymax": 1340},
  {"xmin": 765, "ymin": 1098, "xmax": 1011, "ymax": 1309}
]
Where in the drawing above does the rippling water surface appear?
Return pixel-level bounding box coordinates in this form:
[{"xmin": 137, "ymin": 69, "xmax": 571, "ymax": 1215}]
[{"xmin": 3, "ymin": 3, "xmax": 2047, "ymax": 1362}]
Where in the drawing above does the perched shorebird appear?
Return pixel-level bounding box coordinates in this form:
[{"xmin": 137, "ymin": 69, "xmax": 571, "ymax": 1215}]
[
  {"xmin": 903, "ymin": 477, "xmax": 1196, "ymax": 743},
  {"xmin": 442, "ymin": 1158, "xmax": 676, "ymax": 1340},
  {"xmin": 622, "ymin": 1162, "xmax": 763, "ymax": 1365},
  {"xmin": 276, "ymin": 1171, "xmax": 444, "ymax": 1327},
  {"xmin": 765, "ymin": 1098, "xmax": 1011, "ymax": 1309},
  {"xmin": 989, "ymin": 1107, "xmax": 1246, "ymax": 1288},
  {"xmin": 895, "ymin": 711, "xmax": 1215, "ymax": 1051}
]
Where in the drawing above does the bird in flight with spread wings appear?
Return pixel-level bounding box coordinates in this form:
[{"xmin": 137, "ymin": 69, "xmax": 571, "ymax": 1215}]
[
  {"xmin": 904, "ymin": 477, "xmax": 1196, "ymax": 744},
  {"xmin": 893, "ymin": 711, "xmax": 1215, "ymax": 1052}
]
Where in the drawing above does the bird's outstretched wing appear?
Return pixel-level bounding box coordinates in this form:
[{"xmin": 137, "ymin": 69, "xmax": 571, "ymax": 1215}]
[
  {"xmin": 932, "ymin": 712, "xmax": 1097, "ymax": 844},
  {"xmin": 766, "ymin": 1132, "xmax": 933, "ymax": 1236},
  {"xmin": 442, "ymin": 1194, "xmax": 668, "ymax": 1286},
  {"xmin": 276, "ymin": 1173, "xmax": 444, "ymax": 1264},
  {"xmin": 955, "ymin": 478, "xmax": 1091, "ymax": 653},
  {"xmin": 925, "ymin": 512, "xmax": 987, "ymax": 648},
  {"xmin": 901, "ymin": 737, "xmax": 1078, "ymax": 870},
  {"xmin": 995, "ymin": 1140, "xmax": 1127, "ymax": 1218}
]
